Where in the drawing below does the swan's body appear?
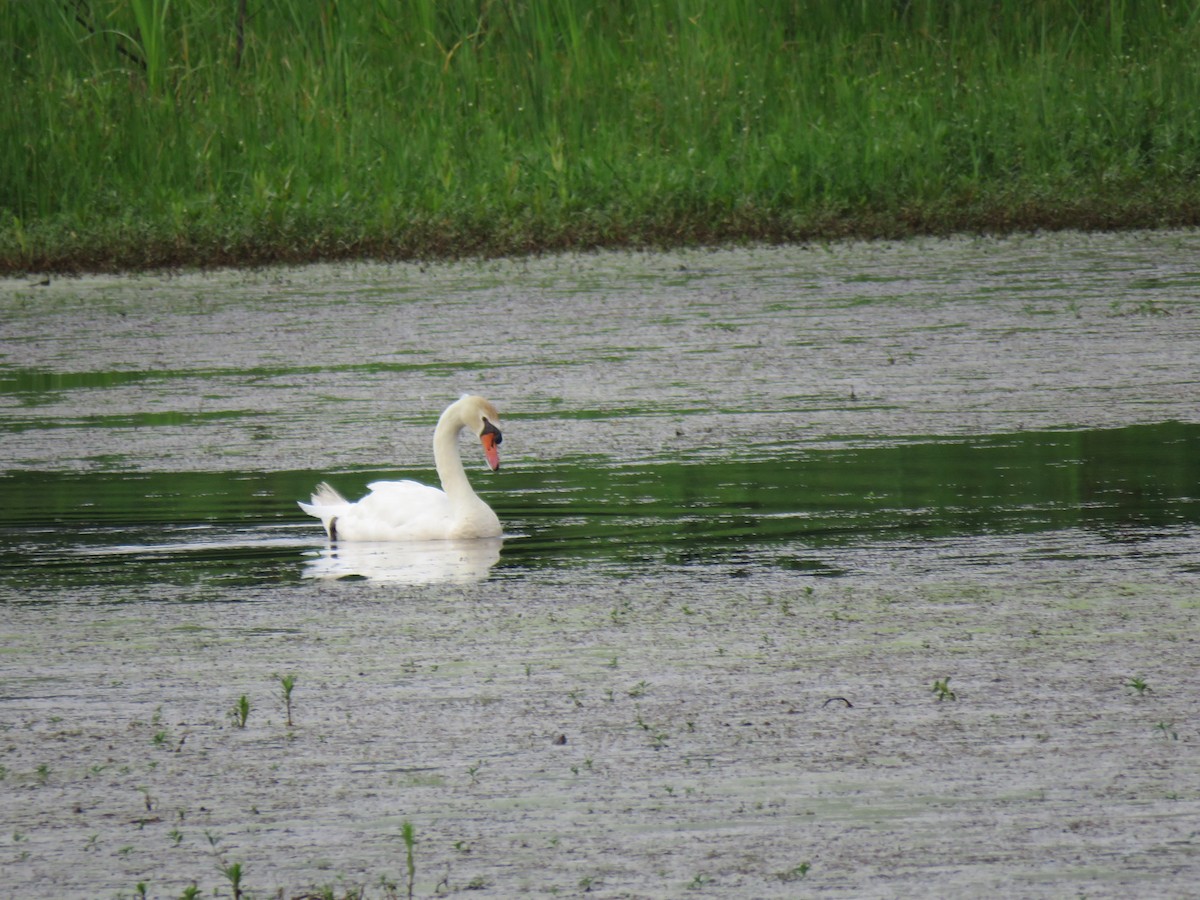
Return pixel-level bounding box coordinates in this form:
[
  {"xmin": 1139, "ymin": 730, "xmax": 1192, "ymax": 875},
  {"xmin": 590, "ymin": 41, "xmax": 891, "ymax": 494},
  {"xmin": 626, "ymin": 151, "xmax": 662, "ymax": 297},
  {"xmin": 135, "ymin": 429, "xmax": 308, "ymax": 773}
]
[{"xmin": 298, "ymin": 395, "xmax": 503, "ymax": 541}]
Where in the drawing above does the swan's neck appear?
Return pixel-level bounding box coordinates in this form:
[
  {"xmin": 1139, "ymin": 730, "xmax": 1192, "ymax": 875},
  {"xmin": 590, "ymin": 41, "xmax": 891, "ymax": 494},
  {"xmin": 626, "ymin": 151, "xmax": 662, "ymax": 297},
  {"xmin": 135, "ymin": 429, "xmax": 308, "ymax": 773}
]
[{"xmin": 433, "ymin": 408, "xmax": 476, "ymax": 504}]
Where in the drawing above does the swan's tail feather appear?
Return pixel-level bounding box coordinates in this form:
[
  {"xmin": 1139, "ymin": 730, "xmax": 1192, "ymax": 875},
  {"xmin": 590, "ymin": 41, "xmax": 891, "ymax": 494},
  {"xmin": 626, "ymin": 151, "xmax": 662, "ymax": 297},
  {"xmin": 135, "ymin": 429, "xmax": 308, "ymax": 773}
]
[
  {"xmin": 308, "ymin": 481, "xmax": 346, "ymax": 507},
  {"xmin": 297, "ymin": 481, "xmax": 349, "ymax": 521}
]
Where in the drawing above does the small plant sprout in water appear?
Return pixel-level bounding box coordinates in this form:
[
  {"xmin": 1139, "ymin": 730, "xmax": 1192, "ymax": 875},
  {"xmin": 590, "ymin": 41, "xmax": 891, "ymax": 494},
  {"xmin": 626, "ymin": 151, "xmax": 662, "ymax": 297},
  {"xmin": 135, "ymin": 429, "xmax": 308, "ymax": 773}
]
[
  {"xmin": 402, "ymin": 820, "xmax": 416, "ymax": 900},
  {"xmin": 777, "ymin": 861, "xmax": 812, "ymax": 882},
  {"xmin": 276, "ymin": 673, "xmax": 297, "ymax": 726},
  {"xmin": 1126, "ymin": 676, "xmax": 1152, "ymax": 697},
  {"xmin": 230, "ymin": 694, "xmax": 251, "ymax": 728},
  {"xmin": 220, "ymin": 861, "xmax": 245, "ymax": 900},
  {"xmin": 206, "ymin": 831, "xmax": 246, "ymax": 900},
  {"xmin": 932, "ymin": 677, "xmax": 957, "ymax": 702}
]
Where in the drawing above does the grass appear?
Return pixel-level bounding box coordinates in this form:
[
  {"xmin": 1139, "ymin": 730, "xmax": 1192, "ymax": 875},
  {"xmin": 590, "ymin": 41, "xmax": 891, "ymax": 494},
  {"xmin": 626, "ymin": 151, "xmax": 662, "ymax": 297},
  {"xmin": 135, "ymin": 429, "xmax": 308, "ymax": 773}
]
[{"xmin": 3, "ymin": 1, "xmax": 1200, "ymax": 273}]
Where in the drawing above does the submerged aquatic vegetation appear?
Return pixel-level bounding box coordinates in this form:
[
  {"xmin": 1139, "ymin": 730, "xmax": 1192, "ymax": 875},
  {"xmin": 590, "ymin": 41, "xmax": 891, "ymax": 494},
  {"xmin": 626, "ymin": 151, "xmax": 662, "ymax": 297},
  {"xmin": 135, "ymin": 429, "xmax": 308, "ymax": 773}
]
[
  {"xmin": 1155, "ymin": 721, "xmax": 1179, "ymax": 740},
  {"xmin": 777, "ymin": 862, "xmax": 812, "ymax": 882}
]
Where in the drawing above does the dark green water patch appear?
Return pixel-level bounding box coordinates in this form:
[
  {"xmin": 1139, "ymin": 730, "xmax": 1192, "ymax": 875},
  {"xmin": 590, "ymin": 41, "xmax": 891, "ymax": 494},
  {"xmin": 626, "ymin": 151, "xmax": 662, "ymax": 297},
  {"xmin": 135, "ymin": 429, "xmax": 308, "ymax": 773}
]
[
  {"xmin": 0, "ymin": 368, "xmax": 165, "ymax": 398},
  {"xmin": 1, "ymin": 409, "xmax": 256, "ymax": 433},
  {"xmin": 499, "ymin": 420, "xmax": 1200, "ymax": 571},
  {"xmin": 1, "ymin": 422, "xmax": 1196, "ymax": 595},
  {"xmin": 0, "ymin": 360, "xmax": 517, "ymax": 405}
]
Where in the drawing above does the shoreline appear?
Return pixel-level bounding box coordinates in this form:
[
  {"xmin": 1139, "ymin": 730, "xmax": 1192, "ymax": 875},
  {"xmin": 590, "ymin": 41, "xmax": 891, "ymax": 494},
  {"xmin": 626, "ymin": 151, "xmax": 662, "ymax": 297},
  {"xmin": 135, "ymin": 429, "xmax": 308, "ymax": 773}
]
[{"xmin": 6, "ymin": 196, "xmax": 1200, "ymax": 277}]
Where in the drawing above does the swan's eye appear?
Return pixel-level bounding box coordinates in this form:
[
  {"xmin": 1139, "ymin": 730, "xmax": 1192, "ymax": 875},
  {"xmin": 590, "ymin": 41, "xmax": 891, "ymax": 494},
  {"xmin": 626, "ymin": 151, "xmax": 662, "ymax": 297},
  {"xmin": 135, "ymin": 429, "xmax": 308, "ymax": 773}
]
[{"xmin": 482, "ymin": 418, "xmax": 503, "ymax": 445}]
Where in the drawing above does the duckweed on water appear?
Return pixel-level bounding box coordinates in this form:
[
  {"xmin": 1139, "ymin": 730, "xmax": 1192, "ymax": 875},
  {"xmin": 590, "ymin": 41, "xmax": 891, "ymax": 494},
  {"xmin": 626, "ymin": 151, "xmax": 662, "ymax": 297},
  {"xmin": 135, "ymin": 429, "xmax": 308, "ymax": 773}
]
[{"xmin": 2, "ymin": 239, "xmax": 1199, "ymax": 896}]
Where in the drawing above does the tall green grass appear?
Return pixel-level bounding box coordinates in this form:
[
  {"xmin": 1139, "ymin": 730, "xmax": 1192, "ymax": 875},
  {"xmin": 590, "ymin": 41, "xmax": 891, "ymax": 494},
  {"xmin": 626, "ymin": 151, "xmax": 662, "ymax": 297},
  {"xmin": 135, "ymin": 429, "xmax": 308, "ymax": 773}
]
[{"xmin": 3, "ymin": 1, "xmax": 1200, "ymax": 271}]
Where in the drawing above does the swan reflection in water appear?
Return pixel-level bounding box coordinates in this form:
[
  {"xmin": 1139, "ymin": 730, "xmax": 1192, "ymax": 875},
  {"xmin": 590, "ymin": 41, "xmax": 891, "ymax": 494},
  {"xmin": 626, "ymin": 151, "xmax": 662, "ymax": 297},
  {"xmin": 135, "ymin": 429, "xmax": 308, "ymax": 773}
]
[{"xmin": 302, "ymin": 537, "xmax": 502, "ymax": 584}]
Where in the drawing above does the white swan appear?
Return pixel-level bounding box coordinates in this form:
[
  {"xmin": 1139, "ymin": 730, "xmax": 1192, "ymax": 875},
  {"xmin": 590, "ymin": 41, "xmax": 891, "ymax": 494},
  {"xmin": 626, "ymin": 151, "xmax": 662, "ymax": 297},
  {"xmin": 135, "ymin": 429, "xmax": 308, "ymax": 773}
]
[{"xmin": 298, "ymin": 395, "xmax": 503, "ymax": 541}]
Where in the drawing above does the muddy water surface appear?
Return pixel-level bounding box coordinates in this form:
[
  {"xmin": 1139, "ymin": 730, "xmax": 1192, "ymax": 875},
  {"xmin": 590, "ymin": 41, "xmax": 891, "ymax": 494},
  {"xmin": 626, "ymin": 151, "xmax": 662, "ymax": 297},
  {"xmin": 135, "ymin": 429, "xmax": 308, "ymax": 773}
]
[{"xmin": 2, "ymin": 232, "xmax": 1199, "ymax": 898}]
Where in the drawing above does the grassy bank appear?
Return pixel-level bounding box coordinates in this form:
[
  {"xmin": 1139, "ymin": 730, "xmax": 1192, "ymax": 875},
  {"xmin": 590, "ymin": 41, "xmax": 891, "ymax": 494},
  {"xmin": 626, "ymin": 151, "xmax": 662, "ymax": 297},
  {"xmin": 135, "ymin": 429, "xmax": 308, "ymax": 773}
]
[{"xmin": 4, "ymin": 1, "xmax": 1200, "ymax": 273}]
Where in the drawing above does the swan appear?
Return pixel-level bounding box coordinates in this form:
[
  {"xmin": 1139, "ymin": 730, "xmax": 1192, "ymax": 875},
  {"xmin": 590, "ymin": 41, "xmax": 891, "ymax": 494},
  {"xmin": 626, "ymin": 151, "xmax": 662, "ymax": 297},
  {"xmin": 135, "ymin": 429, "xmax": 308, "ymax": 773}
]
[{"xmin": 298, "ymin": 395, "xmax": 503, "ymax": 541}]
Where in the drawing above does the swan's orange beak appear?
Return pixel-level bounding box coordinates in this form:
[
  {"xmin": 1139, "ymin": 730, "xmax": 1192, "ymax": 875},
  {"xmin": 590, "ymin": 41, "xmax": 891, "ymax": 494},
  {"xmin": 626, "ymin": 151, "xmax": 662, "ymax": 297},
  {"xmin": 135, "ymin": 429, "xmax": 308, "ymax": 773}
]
[{"xmin": 481, "ymin": 420, "xmax": 502, "ymax": 472}]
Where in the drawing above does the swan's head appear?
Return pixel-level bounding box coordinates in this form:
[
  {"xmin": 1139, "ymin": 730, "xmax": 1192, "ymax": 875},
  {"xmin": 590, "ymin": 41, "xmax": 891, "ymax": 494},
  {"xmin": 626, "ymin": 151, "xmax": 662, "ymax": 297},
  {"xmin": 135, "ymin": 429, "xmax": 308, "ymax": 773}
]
[{"xmin": 457, "ymin": 394, "xmax": 503, "ymax": 472}]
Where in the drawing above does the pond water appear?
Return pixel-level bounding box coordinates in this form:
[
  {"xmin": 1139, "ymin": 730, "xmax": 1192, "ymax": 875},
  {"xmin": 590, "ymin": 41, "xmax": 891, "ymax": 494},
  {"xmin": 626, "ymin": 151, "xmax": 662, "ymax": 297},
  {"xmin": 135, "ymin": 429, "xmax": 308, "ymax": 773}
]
[
  {"xmin": 4, "ymin": 232, "xmax": 1198, "ymax": 590},
  {"xmin": 2, "ymin": 232, "xmax": 1199, "ymax": 898},
  {"xmin": 2, "ymin": 420, "xmax": 1198, "ymax": 591}
]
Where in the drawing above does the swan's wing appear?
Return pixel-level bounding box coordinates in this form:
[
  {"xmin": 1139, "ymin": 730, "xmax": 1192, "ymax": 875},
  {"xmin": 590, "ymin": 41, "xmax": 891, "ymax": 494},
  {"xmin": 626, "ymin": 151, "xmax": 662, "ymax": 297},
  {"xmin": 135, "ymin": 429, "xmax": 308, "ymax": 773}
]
[
  {"xmin": 363, "ymin": 479, "xmax": 447, "ymax": 505},
  {"xmin": 353, "ymin": 479, "xmax": 452, "ymax": 528}
]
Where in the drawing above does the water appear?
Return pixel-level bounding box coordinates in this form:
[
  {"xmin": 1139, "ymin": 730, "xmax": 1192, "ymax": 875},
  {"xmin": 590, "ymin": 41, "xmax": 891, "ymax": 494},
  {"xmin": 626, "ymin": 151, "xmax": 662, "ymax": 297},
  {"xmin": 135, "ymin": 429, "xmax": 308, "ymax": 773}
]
[
  {"xmin": 2, "ymin": 232, "xmax": 1199, "ymax": 897},
  {"xmin": 3, "ymin": 232, "xmax": 1198, "ymax": 590},
  {"xmin": 1, "ymin": 420, "xmax": 1198, "ymax": 591}
]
